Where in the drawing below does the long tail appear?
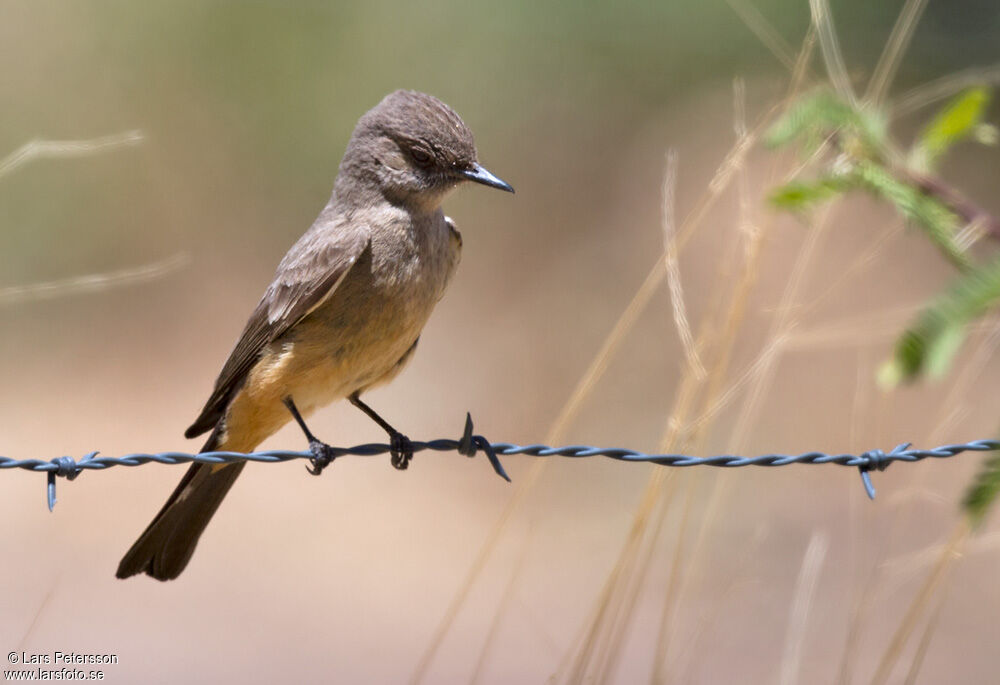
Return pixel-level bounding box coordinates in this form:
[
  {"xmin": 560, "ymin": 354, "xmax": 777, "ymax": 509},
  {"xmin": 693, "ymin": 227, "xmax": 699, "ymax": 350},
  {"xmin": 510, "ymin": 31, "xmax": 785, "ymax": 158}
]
[{"xmin": 116, "ymin": 429, "xmax": 245, "ymax": 581}]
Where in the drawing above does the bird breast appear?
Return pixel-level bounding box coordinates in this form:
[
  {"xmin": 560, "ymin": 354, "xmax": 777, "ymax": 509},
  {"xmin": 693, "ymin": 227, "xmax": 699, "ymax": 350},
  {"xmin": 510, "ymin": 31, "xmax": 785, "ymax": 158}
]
[{"xmin": 288, "ymin": 207, "xmax": 460, "ymax": 398}]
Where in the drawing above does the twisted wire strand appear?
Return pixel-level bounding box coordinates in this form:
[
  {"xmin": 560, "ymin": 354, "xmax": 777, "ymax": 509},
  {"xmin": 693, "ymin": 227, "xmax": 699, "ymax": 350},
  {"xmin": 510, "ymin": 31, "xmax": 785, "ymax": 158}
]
[{"xmin": 2, "ymin": 413, "xmax": 997, "ymax": 511}]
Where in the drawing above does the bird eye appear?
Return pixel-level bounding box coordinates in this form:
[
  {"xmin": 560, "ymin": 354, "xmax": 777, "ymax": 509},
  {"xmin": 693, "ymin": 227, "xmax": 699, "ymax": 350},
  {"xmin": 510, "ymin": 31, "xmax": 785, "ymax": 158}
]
[{"xmin": 410, "ymin": 148, "xmax": 433, "ymax": 168}]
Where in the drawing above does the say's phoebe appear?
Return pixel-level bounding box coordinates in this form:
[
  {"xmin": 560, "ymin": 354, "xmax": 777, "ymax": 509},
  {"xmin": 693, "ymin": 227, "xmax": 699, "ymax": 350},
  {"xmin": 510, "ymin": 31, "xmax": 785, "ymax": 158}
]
[{"xmin": 117, "ymin": 90, "xmax": 513, "ymax": 580}]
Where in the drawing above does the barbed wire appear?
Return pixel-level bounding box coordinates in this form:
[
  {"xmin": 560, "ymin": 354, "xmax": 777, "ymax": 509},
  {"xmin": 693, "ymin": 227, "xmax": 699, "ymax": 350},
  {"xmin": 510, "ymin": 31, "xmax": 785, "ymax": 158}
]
[{"xmin": 1, "ymin": 414, "xmax": 997, "ymax": 511}]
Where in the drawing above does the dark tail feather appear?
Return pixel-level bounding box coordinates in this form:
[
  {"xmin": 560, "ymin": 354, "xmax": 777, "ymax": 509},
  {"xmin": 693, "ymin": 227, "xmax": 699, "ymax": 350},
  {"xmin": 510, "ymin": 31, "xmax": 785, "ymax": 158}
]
[{"xmin": 116, "ymin": 431, "xmax": 245, "ymax": 581}]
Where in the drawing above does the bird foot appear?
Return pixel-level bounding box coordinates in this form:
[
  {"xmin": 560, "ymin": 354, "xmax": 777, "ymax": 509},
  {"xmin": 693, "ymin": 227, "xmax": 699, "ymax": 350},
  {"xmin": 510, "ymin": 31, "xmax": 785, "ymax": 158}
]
[
  {"xmin": 306, "ymin": 439, "xmax": 337, "ymax": 476},
  {"xmin": 390, "ymin": 432, "xmax": 413, "ymax": 470}
]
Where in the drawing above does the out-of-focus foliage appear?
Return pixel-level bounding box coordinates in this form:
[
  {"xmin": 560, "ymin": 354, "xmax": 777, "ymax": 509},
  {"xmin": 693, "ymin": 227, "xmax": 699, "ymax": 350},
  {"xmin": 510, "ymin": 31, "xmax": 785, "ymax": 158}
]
[
  {"xmin": 771, "ymin": 159, "xmax": 969, "ymax": 268},
  {"xmin": 765, "ymin": 89, "xmax": 887, "ymax": 154},
  {"xmin": 767, "ymin": 85, "xmax": 1000, "ymax": 525},
  {"xmin": 964, "ymin": 452, "xmax": 1000, "ymax": 528},
  {"xmin": 910, "ymin": 87, "xmax": 993, "ymax": 172},
  {"xmin": 880, "ymin": 253, "xmax": 1000, "ymax": 385},
  {"xmin": 767, "ymin": 88, "xmax": 978, "ymax": 268},
  {"xmin": 769, "ymin": 175, "xmax": 849, "ymax": 208},
  {"xmin": 854, "ymin": 159, "xmax": 969, "ymax": 268}
]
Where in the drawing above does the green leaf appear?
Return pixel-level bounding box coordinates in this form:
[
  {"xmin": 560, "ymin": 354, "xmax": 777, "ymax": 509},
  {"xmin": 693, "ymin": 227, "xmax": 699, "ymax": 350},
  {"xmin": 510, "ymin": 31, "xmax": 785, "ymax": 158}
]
[
  {"xmin": 964, "ymin": 450, "xmax": 1000, "ymax": 527},
  {"xmin": 770, "ymin": 161, "xmax": 971, "ymax": 270},
  {"xmin": 853, "ymin": 160, "xmax": 969, "ymax": 269},
  {"xmin": 924, "ymin": 323, "xmax": 967, "ymax": 378},
  {"xmin": 910, "ymin": 87, "xmax": 991, "ymax": 172},
  {"xmin": 768, "ymin": 176, "xmax": 851, "ymax": 210},
  {"xmin": 767, "ymin": 89, "xmax": 887, "ymax": 154},
  {"xmin": 882, "ymin": 253, "xmax": 1000, "ymax": 385}
]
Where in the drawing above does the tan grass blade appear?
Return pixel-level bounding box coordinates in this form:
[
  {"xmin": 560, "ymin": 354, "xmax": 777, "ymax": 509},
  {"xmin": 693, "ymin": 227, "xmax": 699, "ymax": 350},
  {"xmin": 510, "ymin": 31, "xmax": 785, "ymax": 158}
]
[
  {"xmin": 926, "ymin": 321, "xmax": 1000, "ymax": 446},
  {"xmin": 728, "ymin": 202, "xmax": 833, "ymax": 451},
  {"xmin": 413, "ymin": 60, "xmax": 782, "ymax": 685},
  {"xmin": 837, "ymin": 567, "xmax": 879, "ymax": 685},
  {"xmin": 869, "ymin": 521, "xmax": 969, "ymax": 685},
  {"xmin": 0, "ymin": 130, "xmax": 144, "ymax": 180},
  {"xmin": 662, "ymin": 151, "xmax": 706, "ymax": 380},
  {"xmin": 16, "ymin": 577, "xmax": 60, "ymax": 651},
  {"xmin": 783, "ymin": 303, "xmax": 922, "ymax": 350},
  {"xmin": 0, "ymin": 253, "xmax": 191, "ymax": 306},
  {"xmin": 582, "ymin": 29, "xmax": 822, "ymax": 682},
  {"xmin": 892, "ymin": 64, "xmax": 1000, "ymax": 117},
  {"xmin": 594, "ymin": 474, "xmax": 678, "ymax": 684},
  {"xmin": 727, "ymin": 0, "xmax": 797, "ymax": 70},
  {"xmin": 794, "ymin": 223, "xmax": 903, "ymax": 319},
  {"xmin": 408, "ymin": 460, "xmax": 543, "ymax": 685},
  {"xmin": 659, "ymin": 35, "xmax": 829, "ymax": 675},
  {"xmin": 780, "ymin": 533, "xmax": 830, "ymax": 685},
  {"xmin": 901, "ymin": 597, "xmax": 946, "ymax": 685},
  {"xmin": 649, "ymin": 475, "xmax": 698, "ymax": 684},
  {"xmin": 879, "ymin": 530, "xmax": 1000, "ymax": 581},
  {"xmin": 865, "ymin": 0, "xmax": 929, "ymax": 105},
  {"xmin": 810, "ymin": 0, "xmax": 857, "ymax": 105},
  {"xmin": 468, "ymin": 534, "xmax": 532, "ymax": 685},
  {"xmin": 545, "ymin": 105, "xmax": 767, "ymax": 447},
  {"xmin": 560, "ymin": 470, "xmax": 671, "ymax": 684}
]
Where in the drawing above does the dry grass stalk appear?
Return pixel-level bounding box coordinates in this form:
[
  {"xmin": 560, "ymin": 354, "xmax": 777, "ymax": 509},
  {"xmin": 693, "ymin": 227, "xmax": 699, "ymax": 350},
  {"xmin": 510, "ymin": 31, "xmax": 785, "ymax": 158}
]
[
  {"xmin": 865, "ymin": 0, "xmax": 929, "ymax": 105},
  {"xmin": 779, "ymin": 533, "xmax": 830, "ymax": 685},
  {"xmin": 810, "ymin": 0, "xmax": 857, "ymax": 105},
  {"xmin": 662, "ymin": 151, "xmax": 707, "ymax": 380},
  {"xmin": 0, "ymin": 253, "xmax": 190, "ymax": 306},
  {"xmin": 870, "ymin": 521, "xmax": 969, "ymax": 685},
  {"xmin": 0, "ymin": 130, "xmax": 144, "ymax": 180}
]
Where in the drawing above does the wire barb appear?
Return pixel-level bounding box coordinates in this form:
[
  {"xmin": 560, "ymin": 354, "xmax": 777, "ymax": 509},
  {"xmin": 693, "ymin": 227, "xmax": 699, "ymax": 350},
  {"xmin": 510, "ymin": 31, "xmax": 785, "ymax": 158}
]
[
  {"xmin": 44, "ymin": 452, "xmax": 94, "ymax": 511},
  {"xmin": 457, "ymin": 413, "xmax": 511, "ymax": 483},
  {"xmin": 856, "ymin": 442, "xmax": 910, "ymax": 500},
  {"xmin": 3, "ymin": 435, "xmax": 997, "ymax": 511}
]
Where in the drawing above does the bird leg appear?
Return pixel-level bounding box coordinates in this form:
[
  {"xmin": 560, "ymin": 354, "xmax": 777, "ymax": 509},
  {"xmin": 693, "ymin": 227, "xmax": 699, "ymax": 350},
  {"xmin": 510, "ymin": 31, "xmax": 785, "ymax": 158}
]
[
  {"xmin": 349, "ymin": 392, "xmax": 413, "ymax": 470},
  {"xmin": 283, "ymin": 397, "xmax": 337, "ymax": 475}
]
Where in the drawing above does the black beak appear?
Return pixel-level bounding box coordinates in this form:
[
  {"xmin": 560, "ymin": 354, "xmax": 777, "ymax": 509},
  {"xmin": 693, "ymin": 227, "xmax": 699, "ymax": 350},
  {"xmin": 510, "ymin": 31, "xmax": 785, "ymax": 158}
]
[{"xmin": 458, "ymin": 163, "xmax": 514, "ymax": 193}]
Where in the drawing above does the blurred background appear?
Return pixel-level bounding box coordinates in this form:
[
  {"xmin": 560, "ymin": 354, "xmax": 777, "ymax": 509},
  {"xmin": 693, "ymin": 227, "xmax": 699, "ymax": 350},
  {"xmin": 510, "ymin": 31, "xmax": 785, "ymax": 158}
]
[{"xmin": 1, "ymin": 1, "xmax": 999, "ymax": 682}]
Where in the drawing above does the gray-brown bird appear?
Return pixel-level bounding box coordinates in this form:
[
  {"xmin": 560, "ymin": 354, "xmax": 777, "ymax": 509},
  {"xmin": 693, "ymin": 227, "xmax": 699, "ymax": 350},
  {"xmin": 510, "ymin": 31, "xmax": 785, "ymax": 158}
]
[{"xmin": 117, "ymin": 90, "xmax": 513, "ymax": 580}]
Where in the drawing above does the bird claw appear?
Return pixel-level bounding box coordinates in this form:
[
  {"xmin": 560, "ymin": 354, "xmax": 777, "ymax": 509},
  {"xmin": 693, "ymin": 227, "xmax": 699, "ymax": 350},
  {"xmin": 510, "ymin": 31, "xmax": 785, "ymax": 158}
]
[
  {"xmin": 306, "ymin": 439, "xmax": 337, "ymax": 476},
  {"xmin": 390, "ymin": 432, "xmax": 413, "ymax": 470}
]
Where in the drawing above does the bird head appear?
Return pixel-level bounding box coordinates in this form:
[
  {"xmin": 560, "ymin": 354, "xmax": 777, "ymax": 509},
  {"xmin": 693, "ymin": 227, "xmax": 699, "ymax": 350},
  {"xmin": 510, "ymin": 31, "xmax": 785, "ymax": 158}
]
[{"xmin": 339, "ymin": 90, "xmax": 513, "ymax": 210}]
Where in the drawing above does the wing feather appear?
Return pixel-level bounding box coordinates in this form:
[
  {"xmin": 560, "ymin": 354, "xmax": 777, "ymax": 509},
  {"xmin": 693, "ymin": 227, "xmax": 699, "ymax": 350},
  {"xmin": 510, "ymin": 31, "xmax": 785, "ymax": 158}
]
[{"xmin": 185, "ymin": 214, "xmax": 370, "ymax": 439}]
